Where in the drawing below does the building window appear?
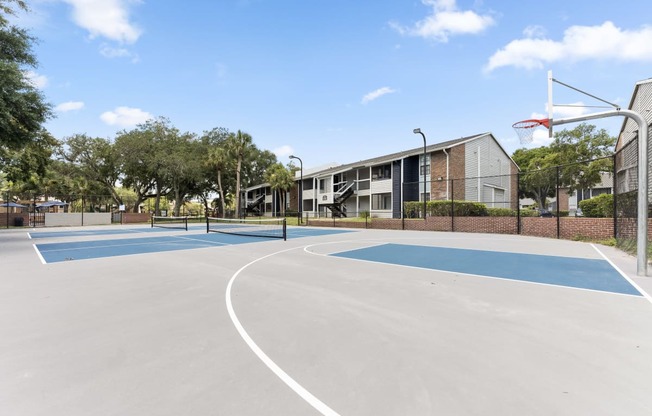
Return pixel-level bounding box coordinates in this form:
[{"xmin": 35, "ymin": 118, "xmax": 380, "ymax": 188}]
[
  {"xmin": 419, "ymin": 154, "xmax": 431, "ymax": 176},
  {"xmin": 372, "ymin": 193, "xmax": 391, "ymax": 210},
  {"xmin": 372, "ymin": 164, "xmax": 391, "ymax": 181},
  {"xmin": 319, "ymin": 179, "xmax": 325, "ymax": 191}
]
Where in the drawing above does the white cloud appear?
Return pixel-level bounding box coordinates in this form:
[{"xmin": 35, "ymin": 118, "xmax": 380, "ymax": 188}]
[
  {"xmin": 100, "ymin": 106, "xmax": 152, "ymax": 127},
  {"xmin": 55, "ymin": 101, "xmax": 85, "ymax": 112},
  {"xmin": 62, "ymin": 0, "xmax": 142, "ymax": 44},
  {"xmin": 361, "ymin": 87, "xmax": 397, "ymax": 104},
  {"xmin": 273, "ymin": 145, "xmax": 294, "ymax": 159},
  {"xmin": 25, "ymin": 71, "xmax": 48, "ymax": 88},
  {"xmin": 485, "ymin": 21, "xmax": 652, "ymax": 72},
  {"xmin": 390, "ymin": 0, "xmax": 495, "ymax": 42},
  {"xmin": 99, "ymin": 44, "xmax": 139, "ymax": 62}
]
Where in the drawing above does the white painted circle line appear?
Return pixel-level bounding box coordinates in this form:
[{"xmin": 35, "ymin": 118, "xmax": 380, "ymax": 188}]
[{"xmin": 225, "ymin": 246, "xmax": 341, "ymax": 416}]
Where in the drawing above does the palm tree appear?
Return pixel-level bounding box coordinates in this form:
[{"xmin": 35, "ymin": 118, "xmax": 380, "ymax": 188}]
[
  {"xmin": 207, "ymin": 145, "xmax": 229, "ymax": 216},
  {"xmin": 227, "ymin": 130, "xmax": 253, "ymax": 217},
  {"xmin": 265, "ymin": 163, "xmax": 294, "ymax": 216}
]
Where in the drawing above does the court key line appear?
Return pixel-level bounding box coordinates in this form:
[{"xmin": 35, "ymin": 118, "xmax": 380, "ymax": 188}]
[
  {"xmin": 591, "ymin": 244, "xmax": 652, "ymax": 305},
  {"xmin": 304, "ymin": 240, "xmax": 644, "ymax": 298},
  {"xmin": 225, "ymin": 246, "xmax": 341, "ymax": 416}
]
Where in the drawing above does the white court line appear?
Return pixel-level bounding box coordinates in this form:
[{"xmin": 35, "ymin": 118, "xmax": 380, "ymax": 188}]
[
  {"xmin": 225, "ymin": 246, "xmax": 341, "ymax": 416},
  {"xmin": 33, "ymin": 244, "xmax": 46, "ymax": 264},
  {"xmin": 304, "ymin": 240, "xmax": 643, "ymax": 299},
  {"xmin": 591, "ymin": 244, "xmax": 652, "ymax": 305}
]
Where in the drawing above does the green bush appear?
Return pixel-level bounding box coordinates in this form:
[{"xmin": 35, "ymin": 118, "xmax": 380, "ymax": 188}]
[
  {"xmin": 519, "ymin": 209, "xmax": 539, "ymax": 217},
  {"xmin": 579, "ymin": 193, "xmax": 613, "ymax": 218},
  {"xmin": 486, "ymin": 208, "xmax": 516, "ymax": 217},
  {"xmin": 404, "ymin": 200, "xmax": 488, "ymax": 217}
]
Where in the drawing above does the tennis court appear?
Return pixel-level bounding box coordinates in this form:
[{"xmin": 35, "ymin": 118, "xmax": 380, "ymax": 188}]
[
  {"xmin": 2, "ymin": 224, "xmax": 651, "ymax": 416},
  {"xmin": 31, "ymin": 223, "xmax": 351, "ymax": 263}
]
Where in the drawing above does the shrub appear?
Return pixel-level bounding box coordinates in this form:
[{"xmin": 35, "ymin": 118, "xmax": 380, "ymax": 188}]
[
  {"xmin": 403, "ymin": 200, "xmax": 488, "ymax": 217},
  {"xmin": 519, "ymin": 209, "xmax": 539, "ymax": 217},
  {"xmin": 579, "ymin": 193, "xmax": 613, "ymax": 218},
  {"xmin": 486, "ymin": 208, "xmax": 516, "ymax": 217}
]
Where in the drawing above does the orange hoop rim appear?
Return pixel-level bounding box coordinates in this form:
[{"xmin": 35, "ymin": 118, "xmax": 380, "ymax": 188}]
[{"xmin": 512, "ymin": 118, "xmax": 550, "ymax": 129}]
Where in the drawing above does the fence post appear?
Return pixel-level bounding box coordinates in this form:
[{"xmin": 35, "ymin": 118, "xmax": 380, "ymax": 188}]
[
  {"xmin": 516, "ymin": 172, "xmax": 521, "ymax": 235},
  {"xmin": 612, "ymin": 153, "xmax": 617, "ymax": 239},
  {"xmin": 4, "ymin": 191, "xmax": 8, "ymax": 229},
  {"xmin": 450, "ymin": 179, "xmax": 455, "ymax": 232},
  {"xmin": 556, "ymin": 166, "xmax": 560, "ymax": 239}
]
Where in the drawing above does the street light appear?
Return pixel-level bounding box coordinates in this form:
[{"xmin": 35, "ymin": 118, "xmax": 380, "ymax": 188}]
[
  {"xmin": 289, "ymin": 155, "xmax": 303, "ymax": 223},
  {"xmin": 413, "ymin": 128, "xmax": 427, "ymax": 220}
]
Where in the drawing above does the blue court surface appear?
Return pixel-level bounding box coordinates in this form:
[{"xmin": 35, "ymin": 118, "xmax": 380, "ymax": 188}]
[
  {"xmin": 331, "ymin": 243, "xmax": 642, "ymax": 296},
  {"xmin": 28, "ymin": 225, "xmax": 207, "ymax": 239},
  {"xmin": 34, "ymin": 227, "xmax": 351, "ymax": 263}
]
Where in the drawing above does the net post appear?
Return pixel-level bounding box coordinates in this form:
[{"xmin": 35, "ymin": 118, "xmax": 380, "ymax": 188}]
[
  {"xmin": 151, "ymin": 215, "xmax": 153, "ymax": 228},
  {"xmin": 283, "ymin": 218, "xmax": 287, "ymax": 241}
]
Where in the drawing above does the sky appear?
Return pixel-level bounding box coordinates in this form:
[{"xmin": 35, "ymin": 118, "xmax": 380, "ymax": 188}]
[{"xmin": 16, "ymin": 0, "xmax": 652, "ymax": 170}]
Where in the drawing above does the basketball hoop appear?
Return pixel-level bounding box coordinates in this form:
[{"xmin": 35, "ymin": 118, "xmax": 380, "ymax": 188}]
[{"xmin": 512, "ymin": 118, "xmax": 550, "ymax": 145}]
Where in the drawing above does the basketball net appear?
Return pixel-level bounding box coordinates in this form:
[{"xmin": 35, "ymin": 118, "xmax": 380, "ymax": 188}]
[{"xmin": 512, "ymin": 119, "xmax": 550, "ymax": 145}]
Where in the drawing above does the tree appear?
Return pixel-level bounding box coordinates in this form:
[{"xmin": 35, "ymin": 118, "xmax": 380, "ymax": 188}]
[
  {"xmin": 58, "ymin": 134, "xmax": 122, "ymax": 205},
  {"xmin": 114, "ymin": 124, "xmax": 159, "ymax": 212},
  {"xmin": 1, "ymin": 129, "xmax": 58, "ymax": 187},
  {"xmin": 227, "ymin": 130, "xmax": 254, "ymax": 217},
  {"xmin": 512, "ymin": 146, "xmax": 558, "ymax": 209},
  {"xmin": 201, "ymin": 127, "xmax": 232, "ymax": 217},
  {"xmin": 0, "ymin": 0, "xmax": 53, "ymax": 152},
  {"xmin": 512, "ymin": 123, "xmax": 616, "ymax": 209},
  {"xmin": 265, "ymin": 162, "xmax": 294, "ymax": 215},
  {"xmin": 551, "ymin": 123, "xmax": 615, "ymax": 193},
  {"xmin": 157, "ymin": 130, "xmax": 200, "ymax": 216}
]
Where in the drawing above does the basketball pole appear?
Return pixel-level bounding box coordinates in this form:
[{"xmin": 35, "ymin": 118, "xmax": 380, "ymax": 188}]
[{"xmin": 551, "ymin": 109, "xmax": 648, "ymax": 276}]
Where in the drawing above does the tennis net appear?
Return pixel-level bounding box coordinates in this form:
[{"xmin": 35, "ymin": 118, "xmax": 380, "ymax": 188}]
[
  {"xmin": 151, "ymin": 215, "xmax": 188, "ymax": 231},
  {"xmin": 206, "ymin": 217, "xmax": 286, "ymax": 240}
]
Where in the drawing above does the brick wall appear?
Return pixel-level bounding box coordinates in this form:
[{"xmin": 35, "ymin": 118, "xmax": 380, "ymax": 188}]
[
  {"xmin": 431, "ymin": 152, "xmax": 446, "ymax": 200},
  {"xmin": 450, "ymin": 146, "xmax": 465, "ymax": 200},
  {"xmin": 123, "ymin": 213, "xmax": 151, "ymax": 224},
  {"xmin": 307, "ymin": 216, "xmax": 625, "ymax": 241},
  {"xmin": 0, "ymin": 213, "xmax": 29, "ymax": 227}
]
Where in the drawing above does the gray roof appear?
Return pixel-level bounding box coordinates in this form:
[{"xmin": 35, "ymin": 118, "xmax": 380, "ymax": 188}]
[{"xmin": 303, "ymin": 132, "xmax": 491, "ymax": 178}]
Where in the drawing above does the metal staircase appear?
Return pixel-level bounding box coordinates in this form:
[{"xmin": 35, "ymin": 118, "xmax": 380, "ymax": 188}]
[
  {"xmin": 246, "ymin": 194, "xmax": 265, "ymax": 215},
  {"xmin": 325, "ymin": 182, "xmax": 355, "ymax": 218}
]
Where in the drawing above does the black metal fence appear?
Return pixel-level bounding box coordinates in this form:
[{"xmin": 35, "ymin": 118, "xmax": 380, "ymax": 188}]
[{"xmin": 614, "ymin": 136, "xmax": 641, "ymax": 253}]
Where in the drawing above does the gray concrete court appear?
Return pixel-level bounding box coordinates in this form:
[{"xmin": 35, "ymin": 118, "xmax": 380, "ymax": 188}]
[{"xmin": 1, "ymin": 224, "xmax": 651, "ymax": 415}]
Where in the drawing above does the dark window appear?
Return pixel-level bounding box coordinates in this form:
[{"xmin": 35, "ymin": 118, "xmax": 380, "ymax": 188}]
[{"xmin": 372, "ymin": 193, "xmax": 391, "ymax": 210}]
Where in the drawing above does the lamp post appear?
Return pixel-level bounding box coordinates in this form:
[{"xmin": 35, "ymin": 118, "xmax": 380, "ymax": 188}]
[
  {"xmin": 289, "ymin": 155, "xmax": 303, "ymax": 223},
  {"xmin": 413, "ymin": 128, "xmax": 427, "ymax": 220}
]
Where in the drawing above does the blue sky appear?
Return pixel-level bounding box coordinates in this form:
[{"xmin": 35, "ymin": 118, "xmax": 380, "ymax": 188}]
[{"xmin": 18, "ymin": 0, "xmax": 652, "ymax": 170}]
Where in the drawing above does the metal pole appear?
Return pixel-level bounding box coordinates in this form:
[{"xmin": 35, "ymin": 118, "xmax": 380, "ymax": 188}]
[
  {"xmin": 290, "ymin": 155, "xmax": 303, "ymax": 224},
  {"xmin": 413, "ymin": 129, "xmax": 427, "ymax": 220},
  {"xmin": 517, "ymin": 172, "xmax": 521, "ymax": 234},
  {"xmin": 552, "ymin": 109, "xmax": 648, "ymax": 275},
  {"xmin": 613, "ymin": 153, "xmax": 617, "ymax": 239},
  {"xmin": 556, "ymin": 166, "xmax": 560, "ymax": 239}
]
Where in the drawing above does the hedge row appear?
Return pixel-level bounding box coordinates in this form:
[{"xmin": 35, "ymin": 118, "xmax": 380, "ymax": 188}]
[{"xmin": 403, "ymin": 200, "xmax": 572, "ymax": 217}]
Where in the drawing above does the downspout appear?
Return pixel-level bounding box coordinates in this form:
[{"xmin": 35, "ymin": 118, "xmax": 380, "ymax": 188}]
[
  {"xmin": 443, "ymin": 148, "xmax": 450, "ymax": 200},
  {"xmin": 477, "ymin": 146, "xmax": 481, "ymax": 202}
]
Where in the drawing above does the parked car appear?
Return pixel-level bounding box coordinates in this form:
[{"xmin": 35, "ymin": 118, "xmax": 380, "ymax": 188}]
[{"xmin": 538, "ymin": 209, "xmax": 555, "ymax": 217}]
